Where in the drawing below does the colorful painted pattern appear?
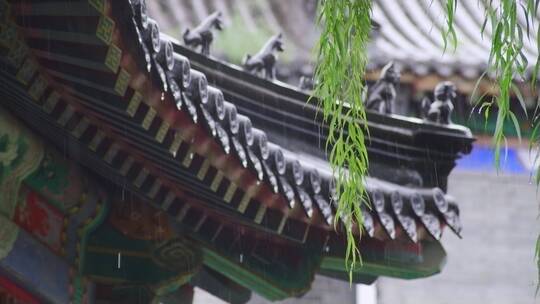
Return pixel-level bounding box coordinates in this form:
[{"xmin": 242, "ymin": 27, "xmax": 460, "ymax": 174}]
[
  {"xmin": 0, "ymin": 275, "xmax": 40, "ymax": 304},
  {"xmin": 14, "ymin": 187, "xmax": 64, "ymax": 253},
  {"xmin": 0, "ymin": 108, "xmax": 44, "ymax": 218},
  {"xmin": 0, "ymin": 108, "xmax": 105, "ymax": 303},
  {"xmin": 0, "ymin": 215, "xmax": 18, "ymax": 260},
  {"xmin": 24, "ymin": 150, "xmax": 81, "ymax": 213}
]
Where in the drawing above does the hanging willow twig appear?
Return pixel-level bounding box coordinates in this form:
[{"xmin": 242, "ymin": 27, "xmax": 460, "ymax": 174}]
[
  {"xmin": 315, "ymin": 0, "xmax": 540, "ymax": 283},
  {"xmin": 484, "ymin": 0, "xmax": 527, "ymax": 164},
  {"xmin": 443, "ymin": 0, "xmax": 458, "ymax": 51},
  {"xmin": 442, "ymin": 0, "xmax": 540, "ymax": 286},
  {"xmin": 313, "ymin": 0, "xmax": 372, "ymax": 278}
]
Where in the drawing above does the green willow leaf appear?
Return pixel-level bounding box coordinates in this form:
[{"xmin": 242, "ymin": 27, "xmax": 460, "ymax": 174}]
[
  {"xmin": 443, "ymin": 0, "xmax": 540, "ymax": 286},
  {"xmin": 315, "ymin": 0, "xmax": 540, "ymax": 285},
  {"xmin": 313, "ymin": 0, "xmax": 372, "ymax": 279},
  {"xmin": 511, "ymin": 83, "xmax": 528, "ymax": 118},
  {"xmin": 508, "ymin": 111, "xmax": 522, "ymax": 142}
]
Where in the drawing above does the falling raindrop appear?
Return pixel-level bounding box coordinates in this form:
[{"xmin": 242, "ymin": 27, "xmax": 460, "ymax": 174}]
[
  {"xmin": 161, "ymin": 92, "xmax": 165, "ymax": 101},
  {"xmin": 117, "ymin": 252, "xmax": 122, "ymax": 269},
  {"xmin": 240, "ymin": 253, "xmax": 243, "ymax": 263}
]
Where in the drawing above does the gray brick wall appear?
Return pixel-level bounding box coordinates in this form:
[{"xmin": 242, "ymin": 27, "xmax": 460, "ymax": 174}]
[
  {"xmin": 247, "ymin": 275, "xmax": 355, "ymax": 304},
  {"xmin": 378, "ymin": 172, "xmax": 540, "ymax": 304}
]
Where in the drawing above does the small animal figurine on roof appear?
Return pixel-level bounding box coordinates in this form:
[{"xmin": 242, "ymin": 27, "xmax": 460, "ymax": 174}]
[
  {"xmin": 243, "ymin": 33, "xmax": 284, "ymax": 80},
  {"xmin": 183, "ymin": 11, "xmax": 223, "ymax": 56},
  {"xmin": 298, "ymin": 75, "xmax": 315, "ymax": 91},
  {"xmin": 421, "ymin": 81, "xmax": 457, "ymax": 124},
  {"xmin": 366, "ymin": 61, "xmax": 400, "ymax": 114}
]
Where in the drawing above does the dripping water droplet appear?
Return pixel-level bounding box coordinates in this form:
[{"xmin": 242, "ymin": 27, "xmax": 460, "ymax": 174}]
[{"xmin": 117, "ymin": 252, "xmax": 122, "ymax": 269}]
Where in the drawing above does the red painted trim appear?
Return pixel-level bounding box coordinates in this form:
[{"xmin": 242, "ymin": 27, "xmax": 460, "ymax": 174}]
[{"xmin": 0, "ymin": 276, "xmax": 40, "ymax": 304}]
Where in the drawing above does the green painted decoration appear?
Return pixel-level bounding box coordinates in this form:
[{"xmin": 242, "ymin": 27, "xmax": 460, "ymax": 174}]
[
  {"xmin": 0, "ymin": 107, "xmax": 44, "ymax": 219},
  {"xmin": 0, "ymin": 215, "xmax": 19, "ymax": 260}
]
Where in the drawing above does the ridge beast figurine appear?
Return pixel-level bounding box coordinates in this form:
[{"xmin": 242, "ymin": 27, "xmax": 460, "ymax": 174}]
[
  {"xmin": 421, "ymin": 81, "xmax": 456, "ymax": 124},
  {"xmin": 243, "ymin": 33, "xmax": 284, "ymax": 80},
  {"xmin": 298, "ymin": 75, "xmax": 315, "ymax": 91},
  {"xmin": 183, "ymin": 11, "xmax": 223, "ymax": 56},
  {"xmin": 366, "ymin": 61, "xmax": 400, "ymax": 114}
]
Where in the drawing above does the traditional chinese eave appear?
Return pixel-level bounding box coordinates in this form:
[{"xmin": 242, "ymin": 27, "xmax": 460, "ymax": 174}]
[
  {"xmin": 0, "ymin": 0, "xmax": 474, "ymax": 302},
  {"xmin": 173, "ymin": 40, "xmax": 474, "ymax": 191}
]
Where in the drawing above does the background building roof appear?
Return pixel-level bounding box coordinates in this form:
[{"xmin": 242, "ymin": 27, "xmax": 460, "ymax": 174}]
[{"xmin": 149, "ymin": 0, "xmax": 540, "ymax": 88}]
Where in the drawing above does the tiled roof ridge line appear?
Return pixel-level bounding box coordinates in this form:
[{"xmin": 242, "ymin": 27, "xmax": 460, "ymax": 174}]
[{"xmin": 134, "ymin": 1, "xmax": 464, "ymax": 241}]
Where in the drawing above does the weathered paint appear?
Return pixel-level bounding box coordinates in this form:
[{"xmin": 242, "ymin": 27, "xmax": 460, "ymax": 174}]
[{"xmin": 0, "ymin": 226, "xmax": 71, "ymax": 303}]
